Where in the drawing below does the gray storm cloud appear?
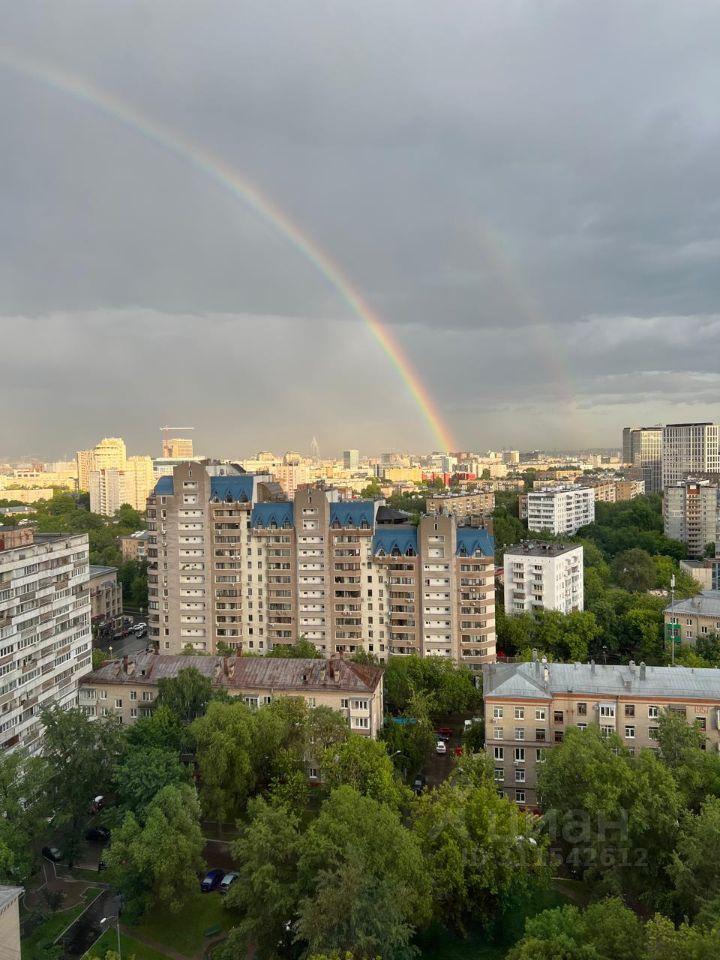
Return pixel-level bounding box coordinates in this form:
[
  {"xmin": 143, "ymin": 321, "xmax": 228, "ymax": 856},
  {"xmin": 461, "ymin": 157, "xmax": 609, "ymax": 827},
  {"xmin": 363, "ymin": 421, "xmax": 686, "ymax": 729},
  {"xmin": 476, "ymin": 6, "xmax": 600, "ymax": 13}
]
[{"xmin": 1, "ymin": 0, "xmax": 720, "ymax": 455}]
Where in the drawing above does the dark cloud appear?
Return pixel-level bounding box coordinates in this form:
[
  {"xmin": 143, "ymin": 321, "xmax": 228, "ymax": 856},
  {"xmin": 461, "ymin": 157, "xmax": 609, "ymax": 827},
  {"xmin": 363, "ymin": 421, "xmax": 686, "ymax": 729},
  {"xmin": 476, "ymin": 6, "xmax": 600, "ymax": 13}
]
[{"xmin": 2, "ymin": 1, "xmax": 720, "ymax": 454}]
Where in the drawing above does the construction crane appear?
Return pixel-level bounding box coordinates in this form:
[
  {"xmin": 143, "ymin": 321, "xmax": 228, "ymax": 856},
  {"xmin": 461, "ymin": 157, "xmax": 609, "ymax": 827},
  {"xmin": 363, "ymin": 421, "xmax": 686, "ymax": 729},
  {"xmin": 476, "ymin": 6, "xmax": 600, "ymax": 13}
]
[{"xmin": 159, "ymin": 426, "xmax": 194, "ymax": 457}]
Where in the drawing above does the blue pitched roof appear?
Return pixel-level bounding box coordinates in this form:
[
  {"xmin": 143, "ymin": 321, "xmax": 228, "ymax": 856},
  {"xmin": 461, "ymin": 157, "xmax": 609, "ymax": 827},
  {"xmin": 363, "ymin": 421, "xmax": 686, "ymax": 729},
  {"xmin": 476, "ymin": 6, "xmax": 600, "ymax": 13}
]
[
  {"xmin": 251, "ymin": 501, "xmax": 294, "ymax": 528},
  {"xmin": 372, "ymin": 526, "xmax": 418, "ymax": 556},
  {"xmin": 330, "ymin": 501, "xmax": 375, "ymax": 529},
  {"xmin": 152, "ymin": 474, "xmax": 256, "ymax": 502},
  {"xmin": 456, "ymin": 527, "xmax": 494, "ymax": 558}
]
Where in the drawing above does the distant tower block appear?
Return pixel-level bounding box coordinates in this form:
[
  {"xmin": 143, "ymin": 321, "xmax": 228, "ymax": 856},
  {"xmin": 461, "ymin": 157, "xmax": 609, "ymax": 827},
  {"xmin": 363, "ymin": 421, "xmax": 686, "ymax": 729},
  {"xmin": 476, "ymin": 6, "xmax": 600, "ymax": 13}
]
[{"xmin": 311, "ymin": 437, "xmax": 320, "ymax": 460}]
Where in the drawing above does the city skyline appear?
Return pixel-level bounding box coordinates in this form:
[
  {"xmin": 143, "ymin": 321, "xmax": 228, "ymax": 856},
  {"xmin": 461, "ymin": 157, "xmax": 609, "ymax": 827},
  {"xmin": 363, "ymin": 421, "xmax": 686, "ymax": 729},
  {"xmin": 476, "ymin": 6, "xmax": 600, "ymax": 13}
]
[{"xmin": 3, "ymin": 3, "xmax": 720, "ymax": 453}]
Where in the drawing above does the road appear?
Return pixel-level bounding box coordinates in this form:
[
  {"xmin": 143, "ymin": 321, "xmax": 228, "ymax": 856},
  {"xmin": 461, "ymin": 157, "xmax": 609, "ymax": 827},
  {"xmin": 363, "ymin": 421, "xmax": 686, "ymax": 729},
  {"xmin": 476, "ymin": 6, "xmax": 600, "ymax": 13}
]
[{"xmin": 97, "ymin": 631, "xmax": 147, "ymax": 658}]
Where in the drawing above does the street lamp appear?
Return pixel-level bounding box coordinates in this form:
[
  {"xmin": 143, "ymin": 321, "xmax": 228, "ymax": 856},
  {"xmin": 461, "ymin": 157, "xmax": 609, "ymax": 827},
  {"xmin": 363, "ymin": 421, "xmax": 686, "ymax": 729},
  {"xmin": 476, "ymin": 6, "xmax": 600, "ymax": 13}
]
[{"xmin": 100, "ymin": 915, "xmax": 121, "ymax": 960}]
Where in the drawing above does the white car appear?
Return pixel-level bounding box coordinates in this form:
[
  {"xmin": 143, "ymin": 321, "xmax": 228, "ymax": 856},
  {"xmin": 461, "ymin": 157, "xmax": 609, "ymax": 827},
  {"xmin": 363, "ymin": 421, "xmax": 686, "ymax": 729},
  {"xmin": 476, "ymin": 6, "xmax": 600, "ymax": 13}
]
[
  {"xmin": 132, "ymin": 623, "xmax": 147, "ymax": 636},
  {"xmin": 220, "ymin": 871, "xmax": 239, "ymax": 893},
  {"xmin": 436, "ymin": 740, "xmax": 447, "ymax": 755}
]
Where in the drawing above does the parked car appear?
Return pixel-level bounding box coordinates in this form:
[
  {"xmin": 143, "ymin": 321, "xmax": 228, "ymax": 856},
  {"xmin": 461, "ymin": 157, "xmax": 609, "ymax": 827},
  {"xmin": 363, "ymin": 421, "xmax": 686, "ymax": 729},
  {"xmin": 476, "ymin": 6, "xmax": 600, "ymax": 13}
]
[
  {"xmin": 90, "ymin": 795, "xmax": 105, "ymax": 814},
  {"xmin": 220, "ymin": 871, "xmax": 239, "ymax": 894},
  {"xmin": 200, "ymin": 869, "xmax": 225, "ymax": 893},
  {"xmin": 42, "ymin": 846, "xmax": 63, "ymax": 862},
  {"xmin": 412, "ymin": 774, "xmax": 426, "ymax": 794},
  {"xmin": 85, "ymin": 826, "xmax": 111, "ymax": 843},
  {"xmin": 435, "ymin": 740, "xmax": 447, "ymax": 755},
  {"xmin": 133, "ymin": 622, "xmax": 147, "ymax": 636},
  {"xmin": 436, "ymin": 727, "xmax": 453, "ymax": 741}
]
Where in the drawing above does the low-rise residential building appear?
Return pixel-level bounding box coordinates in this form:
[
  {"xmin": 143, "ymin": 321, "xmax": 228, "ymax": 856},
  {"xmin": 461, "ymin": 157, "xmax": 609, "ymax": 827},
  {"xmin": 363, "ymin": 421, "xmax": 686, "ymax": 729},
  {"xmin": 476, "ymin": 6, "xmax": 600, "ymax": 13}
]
[
  {"xmin": 88, "ymin": 565, "xmax": 123, "ymax": 625},
  {"xmin": 578, "ymin": 479, "xmax": 616, "ymax": 503},
  {"xmin": 484, "ymin": 657, "xmax": 720, "ymax": 809},
  {"xmin": 503, "ymin": 542, "xmax": 583, "ymax": 615},
  {"xmin": 80, "ymin": 652, "xmax": 384, "ymax": 737},
  {"xmin": 118, "ymin": 530, "xmax": 151, "ymax": 562},
  {"xmin": 0, "ymin": 529, "xmax": 92, "ymax": 753},
  {"xmin": 525, "ymin": 485, "xmax": 595, "ymax": 536},
  {"xmin": 664, "ymin": 479, "xmax": 720, "ymax": 559},
  {"xmin": 614, "ymin": 478, "xmax": 645, "ymax": 501},
  {"xmin": 426, "ymin": 490, "xmax": 495, "ymax": 521},
  {"xmin": 680, "ymin": 558, "xmax": 720, "ymax": 592},
  {"xmin": 664, "ymin": 591, "xmax": 720, "ymax": 644},
  {"xmin": 0, "ymin": 885, "xmax": 22, "ymax": 960}
]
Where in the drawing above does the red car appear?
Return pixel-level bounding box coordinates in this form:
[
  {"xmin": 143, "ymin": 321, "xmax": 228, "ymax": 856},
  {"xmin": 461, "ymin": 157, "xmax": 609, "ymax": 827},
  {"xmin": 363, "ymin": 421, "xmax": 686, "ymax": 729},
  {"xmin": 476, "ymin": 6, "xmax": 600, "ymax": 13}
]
[{"xmin": 436, "ymin": 727, "xmax": 453, "ymax": 742}]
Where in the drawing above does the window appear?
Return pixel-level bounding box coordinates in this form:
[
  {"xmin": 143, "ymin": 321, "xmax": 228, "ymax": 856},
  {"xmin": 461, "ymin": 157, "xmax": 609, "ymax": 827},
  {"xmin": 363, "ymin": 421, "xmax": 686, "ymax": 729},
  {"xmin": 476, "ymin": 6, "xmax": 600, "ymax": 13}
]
[
  {"xmin": 309, "ymin": 768, "xmax": 319, "ymax": 780},
  {"xmin": 494, "ymin": 746, "xmax": 504, "ymax": 760},
  {"xmin": 577, "ymin": 723, "xmax": 587, "ymax": 731},
  {"xmin": 493, "ymin": 706, "xmax": 503, "ymax": 719},
  {"xmin": 537, "ymin": 748, "xmax": 546, "ymax": 763},
  {"xmin": 515, "ymin": 728, "xmax": 525, "ymax": 741},
  {"xmin": 625, "ymin": 704, "xmax": 635, "ymax": 717},
  {"xmin": 625, "ymin": 726, "xmax": 635, "ymax": 739},
  {"xmin": 554, "ymin": 711, "xmax": 564, "ymax": 723},
  {"xmin": 514, "ymin": 747, "xmax": 525, "ymax": 763},
  {"xmin": 535, "ymin": 728, "xmax": 546, "ymax": 741},
  {"xmin": 340, "ymin": 699, "xmax": 349, "ymax": 709},
  {"xmin": 648, "ymin": 726, "xmax": 659, "ymax": 741},
  {"xmin": 515, "ymin": 790, "xmax": 526, "ymax": 804},
  {"xmin": 696, "ymin": 717, "xmax": 707, "ymax": 731},
  {"xmin": 515, "ymin": 768, "xmax": 526, "ymax": 783},
  {"xmin": 554, "ymin": 731, "xmax": 564, "ymax": 743},
  {"xmin": 648, "ymin": 705, "xmax": 659, "ymax": 719},
  {"xmin": 129, "ymin": 690, "xmax": 137, "ymax": 701},
  {"xmin": 601, "ymin": 725, "xmax": 614, "ymax": 738},
  {"xmin": 494, "ymin": 768, "xmax": 504, "ymax": 782},
  {"xmin": 535, "ymin": 708, "xmax": 546, "ymax": 721},
  {"xmin": 599, "ymin": 704, "xmax": 616, "ymax": 718},
  {"xmin": 577, "ymin": 702, "xmax": 587, "ymax": 716},
  {"xmin": 130, "ymin": 708, "xmax": 137, "ymax": 719},
  {"xmin": 514, "ymin": 707, "xmax": 525, "ymax": 720},
  {"xmin": 114, "ymin": 699, "xmax": 122, "ymax": 709},
  {"xmin": 493, "ymin": 726, "xmax": 502, "ymax": 739}
]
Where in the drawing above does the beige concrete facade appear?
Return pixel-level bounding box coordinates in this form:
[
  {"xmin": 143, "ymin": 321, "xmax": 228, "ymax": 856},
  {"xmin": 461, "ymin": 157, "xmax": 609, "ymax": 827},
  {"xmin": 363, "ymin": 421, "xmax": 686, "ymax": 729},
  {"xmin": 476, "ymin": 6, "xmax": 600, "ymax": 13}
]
[
  {"xmin": 88, "ymin": 566, "xmax": 123, "ymax": 623},
  {"xmin": 665, "ymin": 591, "xmax": 720, "ymax": 643},
  {"xmin": 664, "ymin": 479, "xmax": 720, "ymax": 559},
  {"xmin": 0, "ymin": 886, "xmax": 22, "ymax": 960},
  {"xmin": 484, "ymin": 659, "xmax": 720, "ymax": 809},
  {"xmin": 89, "ymin": 456, "xmax": 154, "ymax": 516},
  {"xmin": 426, "ymin": 490, "xmax": 495, "ymax": 521},
  {"xmin": 614, "ymin": 479, "xmax": 646, "ymax": 501},
  {"xmin": 80, "ymin": 652, "xmax": 384, "ymax": 738},
  {"xmin": 118, "ymin": 530, "xmax": 151, "ymax": 561}
]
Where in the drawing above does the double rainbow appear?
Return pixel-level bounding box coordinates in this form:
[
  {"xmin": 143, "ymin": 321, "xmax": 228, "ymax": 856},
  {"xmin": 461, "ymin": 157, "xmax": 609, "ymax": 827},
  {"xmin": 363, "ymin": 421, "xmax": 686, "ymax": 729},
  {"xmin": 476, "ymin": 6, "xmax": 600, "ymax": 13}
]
[{"xmin": 0, "ymin": 47, "xmax": 455, "ymax": 452}]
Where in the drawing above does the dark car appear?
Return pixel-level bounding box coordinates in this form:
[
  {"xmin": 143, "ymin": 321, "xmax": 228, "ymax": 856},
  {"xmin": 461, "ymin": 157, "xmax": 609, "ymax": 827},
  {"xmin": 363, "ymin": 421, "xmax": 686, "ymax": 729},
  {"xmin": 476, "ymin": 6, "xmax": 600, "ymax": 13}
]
[
  {"xmin": 200, "ymin": 869, "xmax": 225, "ymax": 893},
  {"xmin": 85, "ymin": 826, "xmax": 111, "ymax": 843},
  {"xmin": 436, "ymin": 727, "xmax": 453, "ymax": 742},
  {"xmin": 42, "ymin": 846, "xmax": 63, "ymax": 862},
  {"xmin": 412, "ymin": 774, "xmax": 426, "ymax": 795}
]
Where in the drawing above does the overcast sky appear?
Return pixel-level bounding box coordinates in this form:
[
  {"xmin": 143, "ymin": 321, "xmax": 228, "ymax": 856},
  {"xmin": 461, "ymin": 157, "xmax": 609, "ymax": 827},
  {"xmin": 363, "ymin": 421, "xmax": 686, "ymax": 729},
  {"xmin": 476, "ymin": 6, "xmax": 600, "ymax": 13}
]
[{"xmin": 2, "ymin": 1, "xmax": 720, "ymax": 458}]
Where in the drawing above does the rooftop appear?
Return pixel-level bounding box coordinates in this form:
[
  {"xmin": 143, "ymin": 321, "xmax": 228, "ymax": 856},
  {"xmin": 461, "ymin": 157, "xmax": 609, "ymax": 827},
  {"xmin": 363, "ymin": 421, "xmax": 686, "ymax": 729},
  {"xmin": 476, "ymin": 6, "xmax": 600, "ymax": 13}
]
[
  {"xmin": 484, "ymin": 659, "xmax": 720, "ymax": 701},
  {"xmin": 89, "ymin": 564, "xmax": 118, "ymax": 578},
  {"xmin": 0, "ymin": 885, "xmax": 23, "ymax": 910},
  {"xmin": 504, "ymin": 540, "xmax": 581, "ymax": 559},
  {"xmin": 666, "ymin": 590, "xmax": 720, "ymax": 618},
  {"xmin": 83, "ymin": 652, "xmax": 383, "ymax": 694}
]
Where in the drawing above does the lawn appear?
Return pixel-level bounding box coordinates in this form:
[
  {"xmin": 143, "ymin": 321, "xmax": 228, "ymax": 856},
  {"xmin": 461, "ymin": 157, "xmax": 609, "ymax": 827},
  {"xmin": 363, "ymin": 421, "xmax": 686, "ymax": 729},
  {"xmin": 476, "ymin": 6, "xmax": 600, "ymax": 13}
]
[
  {"xmin": 84, "ymin": 928, "xmax": 171, "ymax": 960},
  {"xmin": 415, "ymin": 886, "xmax": 568, "ymax": 960},
  {"xmin": 131, "ymin": 891, "xmax": 234, "ymax": 956},
  {"xmin": 21, "ymin": 898, "xmax": 89, "ymax": 960}
]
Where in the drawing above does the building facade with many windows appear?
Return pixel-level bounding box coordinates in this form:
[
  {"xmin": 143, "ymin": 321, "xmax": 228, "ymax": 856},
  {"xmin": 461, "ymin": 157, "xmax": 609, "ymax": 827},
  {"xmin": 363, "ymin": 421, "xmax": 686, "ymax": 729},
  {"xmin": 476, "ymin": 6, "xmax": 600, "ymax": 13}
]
[
  {"xmin": 484, "ymin": 658, "xmax": 720, "ymax": 809},
  {"xmin": 525, "ymin": 485, "xmax": 595, "ymax": 536},
  {"xmin": 0, "ymin": 528, "xmax": 92, "ymax": 753},
  {"xmin": 664, "ymin": 479, "xmax": 720, "ymax": 558},
  {"xmin": 147, "ymin": 463, "xmax": 496, "ymax": 666},
  {"xmin": 623, "ymin": 426, "xmax": 663, "ymax": 493},
  {"xmin": 662, "ymin": 422, "xmax": 720, "ymax": 489},
  {"xmin": 503, "ymin": 542, "xmax": 583, "ymax": 615}
]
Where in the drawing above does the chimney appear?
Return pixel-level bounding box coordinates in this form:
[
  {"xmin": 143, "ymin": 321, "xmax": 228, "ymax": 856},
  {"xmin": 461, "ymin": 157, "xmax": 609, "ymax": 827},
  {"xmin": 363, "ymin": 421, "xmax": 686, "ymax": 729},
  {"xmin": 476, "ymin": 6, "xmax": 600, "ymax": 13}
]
[
  {"xmin": 543, "ymin": 665, "xmax": 549, "ymax": 684},
  {"xmin": 590, "ymin": 659, "xmax": 595, "ymax": 674},
  {"xmin": 628, "ymin": 660, "xmax": 636, "ymax": 673},
  {"xmin": 223, "ymin": 656, "xmax": 229, "ymax": 677},
  {"xmin": 639, "ymin": 662, "xmax": 646, "ymax": 680},
  {"xmin": 320, "ymin": 665, "xmax": 327, "ymax": 683},
  {"xmin": 122, "ymin": 655, "xmax": 129, "ymax": 674},
  {"xmin": 532, "ymin": 648, "xmax": 538, "ymax": 662}
]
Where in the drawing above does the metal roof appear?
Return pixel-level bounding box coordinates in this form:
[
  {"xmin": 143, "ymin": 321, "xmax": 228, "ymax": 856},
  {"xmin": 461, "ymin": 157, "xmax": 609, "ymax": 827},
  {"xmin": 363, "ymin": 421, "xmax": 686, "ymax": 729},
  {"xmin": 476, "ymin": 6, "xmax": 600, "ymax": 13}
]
[
  {"xmin": 504, "ymin": 540, "xmax": 580, "ymax": 558},
  {"xmin": 372, "ymin": 526, "xmax": 418, "ymax": 556},
  {"xmin": 89, "ymin": 564, "xmax": 118, "ymax": 577},
  {"xmin": 484, "ymin": 660, "xmax": 720, "ymax": 701},
  {"xmin": 456, "ymin": 527, "xmax": 494, "ymax": 558},
  {"xmin": 0, "ymin": 885, "xmax": 23, "ymax": 910},
  {"xmin": 666, "ymin": 591, "xmax": 720, "ymax": 618},
  {"xmin": 83, "ymin": 652, "xmax": 383, "ymax": 694},
  {"xmin": 329, "ymin": 501, "xmax": 375, "ymax": 528},
  {"xmin": 251, "ymin": 501, "xmax": 294, "ymax": 528}
]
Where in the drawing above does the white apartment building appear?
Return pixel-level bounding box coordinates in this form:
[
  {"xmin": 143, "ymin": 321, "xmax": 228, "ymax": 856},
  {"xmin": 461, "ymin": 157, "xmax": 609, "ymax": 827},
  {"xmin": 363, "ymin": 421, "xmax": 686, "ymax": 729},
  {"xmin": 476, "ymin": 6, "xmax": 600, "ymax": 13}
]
[
  {"xmin": 89, "ymin": 457, "xmax": 155, "ymax": 516},
  {"xmin": 504, "ymin": 542, "xmax": 584, "ymax": 615},
  {"xmin": 664, "ymin": 479, "xmax": 720, "ymax": 558},
  {"xmin": 662, "ymin": 423, "xmax": 720, "ymax": 490},
  {"xmin": 526, "ymin": 486, "xmax": 595, "ymax": 536},
  {"xmin": 0, "ymin": 528, "xmax": 92, "ymax": 753}
]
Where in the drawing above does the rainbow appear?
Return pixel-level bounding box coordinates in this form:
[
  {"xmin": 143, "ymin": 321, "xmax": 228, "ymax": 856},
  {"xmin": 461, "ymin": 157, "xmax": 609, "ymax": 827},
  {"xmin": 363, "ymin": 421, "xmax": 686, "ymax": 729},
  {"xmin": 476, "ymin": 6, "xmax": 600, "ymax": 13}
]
[{"xmin": 0, "ymin": 47, "xmax": 455, "ymax": 452}]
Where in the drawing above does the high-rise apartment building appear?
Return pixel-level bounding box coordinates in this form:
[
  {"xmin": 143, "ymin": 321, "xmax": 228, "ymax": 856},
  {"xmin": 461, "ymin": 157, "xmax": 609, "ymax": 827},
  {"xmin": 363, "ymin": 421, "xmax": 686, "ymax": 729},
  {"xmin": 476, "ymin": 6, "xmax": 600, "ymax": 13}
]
[
  {"xmin": 162, "ymin": 437, "xmax": 194, "ymax": 459},
  {"xmin": 622, "ymin": 426, "xmax": 663, "ymax": 493},
  {"xmin": 89, "ymin": 456, "xmax": 155, "ymax": 516},
  {"xmin": 504, "ymin": 542, "xmax": 583, "ymax": 615},
  {"xmin": 484, "ymin": 658, "xmax": 720, "ymax": 808},
  {"xmin": 343, "ymin": 449, "xmax": 360, "ymax": 472},
  {"xmin": 147, "ymin": 463, "xmax": 496, "ymax": 666},
  {"xmin": 76, "ymin": 437, "xmax": 128, "ymax": 492},
  {"xmin": 664, "ymin": 479, "xmax": 720, "ymax": 558},
  {"xmin": 662, "ymin": 423, "xmax": 720, "ymax": 489},
  {"xmin": 0, "ymin": 528, "xmax": 92, "ymax": 753},
  {"xmin": 526, "ymin": 486, "xmax": 595, "ymax": 536}
]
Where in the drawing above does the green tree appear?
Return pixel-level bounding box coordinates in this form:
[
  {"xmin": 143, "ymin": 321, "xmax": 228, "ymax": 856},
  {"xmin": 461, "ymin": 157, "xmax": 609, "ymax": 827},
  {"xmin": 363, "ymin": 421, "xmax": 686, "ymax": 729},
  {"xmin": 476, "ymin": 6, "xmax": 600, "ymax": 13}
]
[
  {"xmin": 156, "ymin": 666, "xmax": 214, "ymax": 724},
  {"xmin": 107, "ymin": 783, "xmax": 204, "ymax": 917},
  {"xmin": 296, "ymin": 787, "xmax": 432, "ymax": 959},
  {"xmin": 41, "ymin": 706, "xmax": 124, "ymax": 867},
  {"xmin": 0, "ymin": 750, "xmax": 50, "ymax": 883},
  {"xmin": 223, "ymin": 797, "xmax": 303, "ymax": 959},
  {"xmin": 613, "ymin": 548, "xmax": 657, "ymax": 592},
  {"xmin": 322, "ymin": 736, "xmax": 406, "ymax": 808},
  {"xmin": 190, "ymin": 699, "xmax": 255, "ymax": 823},
  {"xmin": 115, "ymin": 746, "xmax": 189, "ymax": 816},
  {"xmin": 671, "ymin": 796, "xmax": 720, "ymax": 919},
  {"xmin": 266, "ymin": 637, "xmax": 324, "ymax": 659},
  {"xmin": 125, "ymin": 704, "xmax": 186, "ymax": 753}
]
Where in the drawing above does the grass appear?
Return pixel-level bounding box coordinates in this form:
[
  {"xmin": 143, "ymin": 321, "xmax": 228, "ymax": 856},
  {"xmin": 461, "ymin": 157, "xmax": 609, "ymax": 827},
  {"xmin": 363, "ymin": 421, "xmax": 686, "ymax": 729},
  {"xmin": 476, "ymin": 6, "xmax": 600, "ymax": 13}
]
[
  {"xmin": 415, "ymin": 886, "xmax": 568, "ymax": 960},
  {"xmin": 21, "ymin": 899, "xmax": 89, "ymax": 960},
  {"xmin": 84, "ymin": 929, "xmax": 172, "ymax": 960},
  {"xmin": 67, "ymin": 867, "xmax": 107, "ymax": 883},
  {"xmin": 131, "ymin": 891, "xmax": 234, "ymax": 956}
]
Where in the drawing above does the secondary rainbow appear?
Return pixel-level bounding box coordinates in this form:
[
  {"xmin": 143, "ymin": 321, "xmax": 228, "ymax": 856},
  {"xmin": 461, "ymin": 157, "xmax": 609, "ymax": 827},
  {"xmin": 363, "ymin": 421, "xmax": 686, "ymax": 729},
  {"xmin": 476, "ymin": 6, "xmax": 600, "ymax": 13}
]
[{"xmin": 0, "ymin": 46, "xmax": 455, "ymax": 452}]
